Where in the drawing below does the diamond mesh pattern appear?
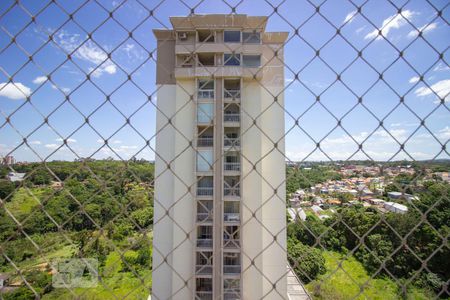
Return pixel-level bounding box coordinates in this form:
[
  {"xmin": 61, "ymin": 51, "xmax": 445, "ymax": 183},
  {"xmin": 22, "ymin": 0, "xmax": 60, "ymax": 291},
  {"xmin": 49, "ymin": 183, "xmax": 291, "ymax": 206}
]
[{"xmin": 0, "ymin": 0, "xmax": 449, "ymax": 299}]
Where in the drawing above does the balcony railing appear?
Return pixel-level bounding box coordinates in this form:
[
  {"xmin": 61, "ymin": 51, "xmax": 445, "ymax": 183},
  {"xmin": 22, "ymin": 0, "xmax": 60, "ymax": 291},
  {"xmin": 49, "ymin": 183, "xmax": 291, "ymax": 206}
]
[
  {"xmin": 224, "ymin": 113, "xmax": 240, "ymax": 123},
  {"xmin": 197, "ymin": 212, "xmax": 213, "ymax": 222},
  {"xmin": 224, "ymin": 213, "xmax": 240, "ymax": 222},
  {"xmin": 196, "ymin": 265, "xmax": 213, "ymax": 275},
  {"xmin": 197, "ymin": 239, "xmax": 213, "ymax": 248},
  {"xmin": 195, "ymin": 292, "xmax": 212, "ymax": 300},
  {"xmin": 223, "ymin": 265, "xmax": 241, "ymax": 274},
  {"xmin": 198, "ymin": 89, "xmax": 214, "ymax": 99},
  {"xmin": 224, "ymin": 138, "xmax": 240, "ymax": 147},
  {"xmin": 197, "ymin": 187, "xmax": 213, "ymax": 196},
  {"xmin": 224, "ymin": 89, "xmax": 240, "ymax": 99},
  {"xmin": 224, "ymin": 239, "xmax": 240, "ymax": 249},
  {"xmin": 224, "ymin": 187, "xmax": 240, "ymax": 197},
  {"xmin": 224, "ymin": 292, "xmax": 241, "ymax": 300},
  {"xmin": 224, "ymin": 162, "xmax": 240, "ymax": 171},
  {"xmin": 197, "ymin": 137, "xmax": 213, "ymax": 147}
]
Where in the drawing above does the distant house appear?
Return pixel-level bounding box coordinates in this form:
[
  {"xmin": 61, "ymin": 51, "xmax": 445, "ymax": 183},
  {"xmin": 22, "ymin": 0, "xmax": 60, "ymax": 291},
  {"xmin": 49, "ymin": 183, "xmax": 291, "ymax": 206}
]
[
  {"xmin": 311, "ymin": 205, "xmax": 323, "ymax": 214},
  {"xmin": 6, "ymin": 172, "xmax": 25, "ymax": 182},
  {"xmin": 387, "ymin": 191, "xmax": 403, "ymax": 199},
  {"xmin": 384, "ymin": 202, "xmax": 408, "ymax": 214},
  {"xmin": 368, "ymin": 198, "xmax": 385, "ymax": 206},
  {"xmin": 287, "ymin": 207, "xmax": 306, "ymax": 222},
  {"xmin": 0, "ymin": 274, "xmax": 9, "ymax": 288}
]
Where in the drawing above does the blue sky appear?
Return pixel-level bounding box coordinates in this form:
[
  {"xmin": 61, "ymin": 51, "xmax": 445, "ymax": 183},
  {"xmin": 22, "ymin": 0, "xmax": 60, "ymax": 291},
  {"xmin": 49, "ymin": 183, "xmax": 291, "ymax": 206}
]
[{"xmin": 0, "ymin": 0, "xmax": 449, "ymax": 162}]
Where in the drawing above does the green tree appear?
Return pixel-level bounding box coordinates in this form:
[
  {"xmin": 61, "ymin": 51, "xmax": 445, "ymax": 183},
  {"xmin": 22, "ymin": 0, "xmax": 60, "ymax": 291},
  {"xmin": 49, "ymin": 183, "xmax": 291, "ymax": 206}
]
[{"xmin": 287, "ymin": 239, "xmax": 326, "ymax": 283}]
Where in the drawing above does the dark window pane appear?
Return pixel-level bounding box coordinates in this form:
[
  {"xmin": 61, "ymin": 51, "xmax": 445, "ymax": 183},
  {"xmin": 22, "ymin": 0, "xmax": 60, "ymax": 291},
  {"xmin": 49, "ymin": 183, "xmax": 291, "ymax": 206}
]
[{"xmin": 224, "ymin": 31, "xmax": 241, "ymax": 43}]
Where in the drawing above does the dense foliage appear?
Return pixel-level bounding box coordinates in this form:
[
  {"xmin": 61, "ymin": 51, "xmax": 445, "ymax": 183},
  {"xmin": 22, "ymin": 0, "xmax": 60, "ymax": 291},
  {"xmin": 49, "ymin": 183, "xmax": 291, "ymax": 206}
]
[
  {"xmin": 287, "ymin": 180, "xmax": 450, "ymax": 298},
  {"xmin": 0, "ymin": 160, "xmax": 154, "ymax": 299},
  {"xmin": 286, "ymin": 166, "xmax": 342, "ymax": 195}
]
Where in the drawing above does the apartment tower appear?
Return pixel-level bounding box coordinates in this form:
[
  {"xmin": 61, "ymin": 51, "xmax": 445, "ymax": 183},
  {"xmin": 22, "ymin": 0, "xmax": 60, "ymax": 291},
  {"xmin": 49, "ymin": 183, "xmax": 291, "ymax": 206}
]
[{"xmin": 153, "ymin": 14, "xmax": 288, "ymax": 300}]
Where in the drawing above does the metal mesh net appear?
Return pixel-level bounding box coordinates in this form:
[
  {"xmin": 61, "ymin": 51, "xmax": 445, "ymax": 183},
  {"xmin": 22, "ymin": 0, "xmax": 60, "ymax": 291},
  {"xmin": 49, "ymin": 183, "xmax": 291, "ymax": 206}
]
[{"xmin": 0, "ymin": 0, "xmax": 449, "ymax": 299}]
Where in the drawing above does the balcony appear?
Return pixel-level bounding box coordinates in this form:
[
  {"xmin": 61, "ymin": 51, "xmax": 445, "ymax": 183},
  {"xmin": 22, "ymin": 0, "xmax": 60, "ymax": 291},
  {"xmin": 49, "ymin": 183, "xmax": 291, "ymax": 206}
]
[
  {"xmin": 224, "ymin": 187, "xmax": 240, "ymax": 197},
  {"xmin": 224, "ymin": 113, "xmax": 240, "ymax": 123},
  {"xmin": 224, "ymin": 137, "xmax": 240, "ymax": 148},
  {"xmin": 224, "ymin": 213, "xmax": 240, "ymax": 222},
  {"xmin": 197, "ymin": 239, "xmax": 213, "ymax": 248},
  {"xmin": 224, "ymin": 162, "xmax": 240, "ymax": 171},
  {"xmin": 224, "ymin": 239, "xmax": 240, "ymax": 249},
  {"xmin": 175, "ymin": 66, "xmax": 262, "ymax": 80},
  {"xmin": 198, "ymin": 89, "xmax": 214, "ymax": 99},
  {"xmin": 197, "ymin": 212, "xmax": 213, "ymax": 222},
  {"xmin": 197, "ymin": 187, "xmax": 213, "ymax": 196},
  {"xmin": 224, "ymin": 293, "xmax": 241, "ymax": 300},
  {"xmin": 223, "ymin": 265, "xmax": 241, "ymax": 274},
  {"xmin": 197, "ymin": 137, "xmax": 213, "ymax": 147},
  {"xmin": 196, "ymin": 265, "xmax": 213, "ymax": 275},
  {"xmin": 195, "ymin": 292, "xmax": 212, "ymax": 300}
]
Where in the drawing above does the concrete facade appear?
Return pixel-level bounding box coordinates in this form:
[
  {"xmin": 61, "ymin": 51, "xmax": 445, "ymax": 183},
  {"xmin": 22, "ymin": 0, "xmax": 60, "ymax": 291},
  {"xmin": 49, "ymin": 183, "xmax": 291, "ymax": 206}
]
[{"xmin": 152, "ymin": 14, "xmax": 288, "ymax": 300}]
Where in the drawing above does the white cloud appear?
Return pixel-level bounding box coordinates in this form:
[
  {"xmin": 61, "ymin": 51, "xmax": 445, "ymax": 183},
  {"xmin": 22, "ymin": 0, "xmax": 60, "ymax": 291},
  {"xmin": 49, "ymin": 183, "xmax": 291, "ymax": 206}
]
[
  {"xmin": 390, "ymin": 122, "xmax": 419, "ymax": 128},
  {"xmin": 0, "ymin": 82, "xmax": 32, "ymax": 100},
  {"xmin": 437, "ymin": 126, "xmax": 450, "ymax": 139},
  {"xmin": 29, "ymin": 141, "xmax": 42, "ymax": 145},
  {"xmin": 343, "ymin": 10, "xmax": 357, "ymax": 24},
  {"xmin": 32, "ymin": 76, "xmax": 48, "ymax": 84},
  {"xmin": 433, "ymin": 63, "xmax": 450, "ymax": 72},
  {"xmin": 112, "ymin": 140, "xmax": 122, "ymax": 144},
  {"xmin": 45, "ymin": 144, "xmax": 59, "ymax": 149},
  {"xmin": 355, "ymin": 26, "xmax": 366, "ymax": 34},
  {"xmin": 56, "ymin": 138, "xmax": 77, "ymax": 143},
  {"xmin": 365, "ymin": 10, "xmax": 415, "ymax": 40},
  {"xmin": 56, "ymin": 31, "xmax": 116, "ymax": 78},
  {"xmin": 407, "ymin": 22, "xmax": 437, "ymax": 38},
  {"xmin": 120, "ymin": 145, "xmax": 137, "ymax": 150},
  {"xmin": 50, "ymin": 84, "xmax": 71, "ymax": 93},
  {"xmin": 414, "ymin": 79, "xmax": 450, "ymax": 101},
  {"xmin": 409, "ymin": 76, "xmax": 420, "ymax": 84}
]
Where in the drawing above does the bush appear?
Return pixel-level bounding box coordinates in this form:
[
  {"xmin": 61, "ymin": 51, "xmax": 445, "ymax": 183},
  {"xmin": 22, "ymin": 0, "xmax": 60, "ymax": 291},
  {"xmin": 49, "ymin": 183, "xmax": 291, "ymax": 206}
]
[{"xmin": 287, "ymin": 239, "xmax": 326, "ymax": 283}]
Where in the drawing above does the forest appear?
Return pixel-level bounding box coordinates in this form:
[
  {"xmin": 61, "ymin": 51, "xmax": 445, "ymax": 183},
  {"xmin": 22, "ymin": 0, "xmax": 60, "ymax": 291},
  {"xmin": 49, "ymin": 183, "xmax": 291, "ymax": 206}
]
[{"xmin": 0, "ymin": 160, "xmax": 448, "ymax": 299}]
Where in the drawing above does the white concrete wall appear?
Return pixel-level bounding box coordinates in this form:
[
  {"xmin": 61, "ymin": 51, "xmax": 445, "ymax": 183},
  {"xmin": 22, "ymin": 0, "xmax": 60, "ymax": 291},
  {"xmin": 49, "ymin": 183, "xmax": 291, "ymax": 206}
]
[
  {"xmin": 152, "ymin": 81, "xmax": 196, "ymax": 300},
  {"xmin": 241, "ymin": 42, "xmax": 287, "ymax": 299}
]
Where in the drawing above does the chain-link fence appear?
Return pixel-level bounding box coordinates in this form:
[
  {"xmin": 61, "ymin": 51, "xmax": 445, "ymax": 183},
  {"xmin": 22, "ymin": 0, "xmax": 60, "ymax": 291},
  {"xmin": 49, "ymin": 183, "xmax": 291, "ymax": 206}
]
[{"xmin": 0, "ymin": 0, "xmax": 449, "ymax": 299}]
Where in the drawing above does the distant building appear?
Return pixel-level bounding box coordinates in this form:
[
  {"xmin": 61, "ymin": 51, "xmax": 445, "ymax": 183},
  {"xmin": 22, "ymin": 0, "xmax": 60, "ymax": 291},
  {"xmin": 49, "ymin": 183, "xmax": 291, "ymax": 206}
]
[
  {"xmin": 2, "ymin": 155, "xmax": 15, "ymax": 165},
  {"xmin": 368, "ymin": 198, "xmax": 385, "ymax": 206},
  {"xmin": 287, "ymin": 207, "xmax": 306, "ymax": 222},
  {"xmin": 387, "ymin": 191, "xmax": 403, "ymax": 199},
  {"xmin": 6, "ymin": 172, "xmax": 25, "ymax": 182},
  {"xmin": 384, "ymin": 202, "xmax": 408, "ymax": 214}
]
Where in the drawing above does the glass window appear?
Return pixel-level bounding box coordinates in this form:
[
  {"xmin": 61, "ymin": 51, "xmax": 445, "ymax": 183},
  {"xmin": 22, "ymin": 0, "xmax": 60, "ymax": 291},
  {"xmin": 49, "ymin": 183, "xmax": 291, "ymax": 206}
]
[
  {"xmin": 197, "ymin": 103, "xmax": 214, "ymax": 123},
  {"xmin": 198, "ymin": 79, "xmax": 214, "ymax": 90},
  {"xmin": 242, "ymin": 32, "xmax": 261, "ymax": 44},
  {"xmin": 224, "ymin": 54, "xmax": 241, "ymax": 66},
  {"xmin": 224, "ymin": 31, "xmax": 241, "ymax": 43},
  {"xmin": 197, "ymin": 150, "xmax": 213, "ymax": 172},
  {"xmin": 242, "ymin": 55, "xmax": 261, "ymax": 67}
]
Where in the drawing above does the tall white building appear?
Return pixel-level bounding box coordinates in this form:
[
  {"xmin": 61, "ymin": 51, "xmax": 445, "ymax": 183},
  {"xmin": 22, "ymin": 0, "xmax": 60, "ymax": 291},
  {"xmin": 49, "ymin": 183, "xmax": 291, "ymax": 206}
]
[{"xmin": 153, "ymin": 14, "xmax": 288, "ymax": 300}]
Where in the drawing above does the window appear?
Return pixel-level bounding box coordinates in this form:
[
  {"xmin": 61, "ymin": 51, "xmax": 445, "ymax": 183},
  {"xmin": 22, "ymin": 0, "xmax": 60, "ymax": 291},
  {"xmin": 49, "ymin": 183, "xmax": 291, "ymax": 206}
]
[
  {"xmin": 224, "ymin": 53, "xmax": 241, "ymax": 66},
  {"xmin": 198, "ymin": 79, "xmax": 214, "ymax": 90},
  {"xmin": 242, "ymin": 32, "xmax": 261, "ymax": 44},
  {"xmin": 198, "ymin": 30, "xmax": 214, "ymax": 42},
  {"xmin": 242, "ymin": 55, "xmax": 261, "ymax": 67},
  {"xmin": 197, "ymin": 103, "xmax": 214, "ymax": 123},
  {"xmin": 197, "ymin": 149, "xmax": 213, "ymax": 172},
  {"xmin": 224, "ymin": 31, "xmax": 241, "ymax": 43}
]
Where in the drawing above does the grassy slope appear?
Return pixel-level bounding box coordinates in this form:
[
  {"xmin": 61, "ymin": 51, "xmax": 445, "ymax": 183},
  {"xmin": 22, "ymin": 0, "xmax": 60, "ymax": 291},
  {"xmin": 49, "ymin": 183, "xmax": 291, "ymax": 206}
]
[
  {"xmin": 306, "ymin": 251, "xmax": 433, "ymax": 300},
  {"xmin": 43, "ymin": 251, "xmax": 152, "ymax": 300},
  {"xmin": 5, "ymin": 187, "xmax": 50, "ymax": 215}
]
